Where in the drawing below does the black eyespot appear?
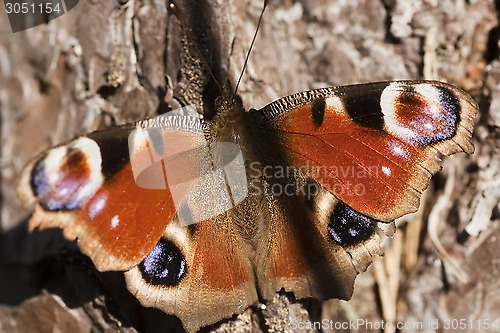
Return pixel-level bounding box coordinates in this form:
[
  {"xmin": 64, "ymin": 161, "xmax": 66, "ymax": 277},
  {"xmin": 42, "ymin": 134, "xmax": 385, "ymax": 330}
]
[
  {"xmin": 139, "ymin": 238, "xmax": 187, "ymax": 287},
  {"xmin": 328, "ymin": 202, "xmax": 378, "ymax": 247}
]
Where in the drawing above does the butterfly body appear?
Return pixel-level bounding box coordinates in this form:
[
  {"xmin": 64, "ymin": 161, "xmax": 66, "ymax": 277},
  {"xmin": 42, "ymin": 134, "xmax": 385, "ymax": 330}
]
[{"xmin": 18, "ymin": 79, "xmax": 477, "ymax": 332}]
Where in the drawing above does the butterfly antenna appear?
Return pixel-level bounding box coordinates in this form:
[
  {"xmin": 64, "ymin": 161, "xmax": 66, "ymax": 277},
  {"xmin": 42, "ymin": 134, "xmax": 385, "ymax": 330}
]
[{"xmin": 234, "ymin": 0, "xmax": 268, "ymax": 95}]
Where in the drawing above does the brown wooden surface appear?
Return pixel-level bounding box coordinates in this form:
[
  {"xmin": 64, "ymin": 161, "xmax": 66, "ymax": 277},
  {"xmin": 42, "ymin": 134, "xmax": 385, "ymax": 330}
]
[{"xmin": 1, "ymin": 0, "xmax": 499, "ymax": 332}]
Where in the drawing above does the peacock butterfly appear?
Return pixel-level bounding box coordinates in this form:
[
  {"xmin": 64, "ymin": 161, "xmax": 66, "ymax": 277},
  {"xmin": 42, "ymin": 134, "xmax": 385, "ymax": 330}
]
[{"xmin": 17, "ymin": 2, "xmax": 478, "ymax": 332}]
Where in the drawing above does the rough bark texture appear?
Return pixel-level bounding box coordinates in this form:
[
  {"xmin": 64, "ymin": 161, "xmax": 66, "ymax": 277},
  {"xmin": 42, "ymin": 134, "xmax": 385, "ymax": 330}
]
[{"xmin": 1, "ymin": 0, "xmax": 499, "ymax": 332}]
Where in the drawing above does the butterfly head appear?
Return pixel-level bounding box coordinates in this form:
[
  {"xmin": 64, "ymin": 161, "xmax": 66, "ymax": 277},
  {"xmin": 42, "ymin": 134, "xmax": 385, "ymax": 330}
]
[{"xmin": 214, "ymin": 81, "xmax": 244, "ymax": 112}]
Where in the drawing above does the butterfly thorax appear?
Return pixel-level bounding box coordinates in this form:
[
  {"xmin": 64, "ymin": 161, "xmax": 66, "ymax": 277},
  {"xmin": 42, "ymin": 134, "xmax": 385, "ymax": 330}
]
[
  {"xmin": 211, "ymin": 88, "xmax": 250, "ymax": 143},
  {"xmin": 209, "ymin": 89, "xmax": 270, "ymax": 230}
]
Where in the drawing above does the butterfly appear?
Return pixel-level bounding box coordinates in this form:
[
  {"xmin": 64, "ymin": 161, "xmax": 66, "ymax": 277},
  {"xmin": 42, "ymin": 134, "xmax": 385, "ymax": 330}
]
[{"xmin": 17, "ymin": 2, "xmax": 478, "ymax": 333}]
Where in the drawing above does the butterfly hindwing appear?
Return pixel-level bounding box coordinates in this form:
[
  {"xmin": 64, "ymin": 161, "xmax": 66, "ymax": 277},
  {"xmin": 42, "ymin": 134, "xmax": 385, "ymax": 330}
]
[
  {"xmin": 125, "ymin": 211, "xmax": 258, "ymax": 333},
  {"xmin": 251, "ymin": 178, "xmax": 394, "ymax": 302}
]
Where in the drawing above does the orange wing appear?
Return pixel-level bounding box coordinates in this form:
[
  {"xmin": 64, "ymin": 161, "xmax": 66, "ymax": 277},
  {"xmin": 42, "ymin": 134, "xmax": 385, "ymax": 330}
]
[
  {"xmin": 17, "ymin": 116, "xmax": 214, "ymax": 271},
  {"xmin": 251, "ymin": 81, "xmax": 477, "ymax": 222}
]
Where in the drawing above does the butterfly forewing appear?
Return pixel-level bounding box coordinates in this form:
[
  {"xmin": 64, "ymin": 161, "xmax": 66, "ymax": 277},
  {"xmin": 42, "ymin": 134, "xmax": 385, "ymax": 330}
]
[
  {"xmin": 17, "ymin": 115, "xmax": 227, "ymax": 271},
  {"xmin": 250, "ymin": 81, "xmax": 477, "ymax": 222}
]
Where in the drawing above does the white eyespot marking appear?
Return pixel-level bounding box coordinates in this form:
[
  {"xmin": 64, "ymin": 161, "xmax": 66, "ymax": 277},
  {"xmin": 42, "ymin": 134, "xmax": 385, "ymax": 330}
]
[
  {"xmin": 315, "ymin": 187, "xmax": 337, "ymax": 215},
  {"xmin": 129, "ymin": 127, "xmax": 151, "ymax": 152},
  {"xmin": 111, "ymin": 215, "xmax": 120, "ymax": 229},
  {"xmin": 88, "ymin": 192, "xmax": 108, "ymax": 220},
  {"xmin": 414, "ymin": 83, "xmax": 442, "ymax": 105},
  {"xmin": 325, "ymin": 96, "xmax": 344, "ymax": 112},
  {"xmin": 388, "ymin": 141, "xmax": 409, "ymax": 158},
  {"xmin": 381, "ymin": 166, "xmax": 391, "ymax": 176},
  {"xmin": 165, "ymin": 220, "xmax": 191, "ymax": 254},
  {"xmin": 70, "ymin": 138, "xmax": 104, "ymax": 206},
  {"xmin": 43, "ymin": 146, "xmax": 69, "ymax": 185},
  {"xmin": 380, "ymin": 83, "xmax": 417, "ymax": 142}
]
